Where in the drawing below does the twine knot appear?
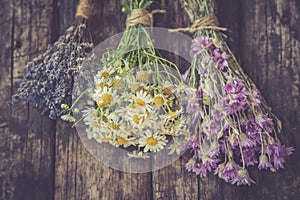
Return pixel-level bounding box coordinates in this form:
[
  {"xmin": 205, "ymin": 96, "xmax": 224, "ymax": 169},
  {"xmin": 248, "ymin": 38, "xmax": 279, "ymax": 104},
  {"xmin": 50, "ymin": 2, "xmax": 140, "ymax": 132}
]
[
  {"xmin": 126, "ymin": 9, "xmax": 166, "ymax": 28},
  {"xmin": 76, "ymin": 0, "xmax": 93, "ymax": 20},
  {"xmin": 170, "ymin": 15, "xmax": 227, "ymax": 33}
]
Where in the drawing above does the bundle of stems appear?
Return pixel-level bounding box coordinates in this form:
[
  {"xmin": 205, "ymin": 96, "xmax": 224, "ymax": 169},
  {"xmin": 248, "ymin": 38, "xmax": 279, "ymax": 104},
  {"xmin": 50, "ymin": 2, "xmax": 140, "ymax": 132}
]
[
  {"xmin": 179, "ymin": 0, "xmax": 293, "ymax": 185},
  {"xmin": 13, "ymin": 0, "xmax": 94, "ymax": 120}
]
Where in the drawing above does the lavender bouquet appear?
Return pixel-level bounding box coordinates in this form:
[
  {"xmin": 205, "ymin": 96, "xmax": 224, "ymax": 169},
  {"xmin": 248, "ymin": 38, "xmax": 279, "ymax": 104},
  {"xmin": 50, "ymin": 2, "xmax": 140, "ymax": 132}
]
[
  {"xmin": 13, "ymin": 0, "xmax": 94, "ymax": 119},
  {"xmin": 179, "ymin": 0, "xmax": 293, "ymax": 185}
]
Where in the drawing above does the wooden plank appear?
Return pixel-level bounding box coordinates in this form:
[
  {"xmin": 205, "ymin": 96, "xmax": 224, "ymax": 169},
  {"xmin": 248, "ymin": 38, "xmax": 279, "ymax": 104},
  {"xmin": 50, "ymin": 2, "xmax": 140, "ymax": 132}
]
[
  {"xmin": 152, "ymin": 1, "xmax": 200, "ymax": 200},
  {"xmin": 54, "ymin": 1, "xmax": 153, "ymax": 199},
  {"xmin": 0, "ymin": 2, "xmax": 13, "ymax": 198},
  {"xmin": 0, "ymin": 0, "xmax": 55, "ymax": 199},
  {"xmin": 216, "ymin": 0, "xmax": 241, "ymax": 56},
  {"xmin": 239, "ymin": 0, "xmax": 300, "ymax": 199},
  {"xmin": 54, "ymin": 121, "xmax": 153, "ymax": 200}
]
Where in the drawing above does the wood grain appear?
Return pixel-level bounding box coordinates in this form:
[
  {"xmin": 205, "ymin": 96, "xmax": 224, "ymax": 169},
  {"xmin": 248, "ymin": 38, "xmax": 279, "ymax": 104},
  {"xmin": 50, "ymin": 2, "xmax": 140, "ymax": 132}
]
[
  {"xmin": 0, "ymin": 0, "xmax": 300, "ymax": 199},
  {"xmin": 0, "ymin": 0, "xmax": 55, "ymax": 199},
  {"xmin": 240, "ymin": 0, "xmax": 300, "ymax": 199}
]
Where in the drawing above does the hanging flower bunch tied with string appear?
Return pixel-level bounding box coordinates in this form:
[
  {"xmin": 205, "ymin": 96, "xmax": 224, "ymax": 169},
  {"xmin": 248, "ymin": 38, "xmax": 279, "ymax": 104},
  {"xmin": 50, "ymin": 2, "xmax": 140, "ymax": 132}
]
[
  {"xmin": 13, "ymin": 0, "xmax": 94, "ymax": 120},
  {"xmin": 65, "ymin": 0, "xmax": 195, "ymax": 159},
  {"xmin": 174, "ymin": 0, "xmax": 294, "ymax": 185}
]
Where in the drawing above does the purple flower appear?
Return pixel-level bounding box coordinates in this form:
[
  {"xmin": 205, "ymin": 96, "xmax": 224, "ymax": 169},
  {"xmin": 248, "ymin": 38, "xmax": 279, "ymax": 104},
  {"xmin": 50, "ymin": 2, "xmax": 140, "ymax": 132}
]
[
  {"xmin": 186, "ymin": 137, "xmax": 200, "ymax": 151},
  {"xmin": 239, "ymin": 133, "xmax": 257, "ymax": 147},
  {"xmin": 224, "ymin": 79, "xmax": 244, "ymax": 94},
  {"xmin": 186, "ymin": 100, "xmax": 203, "ymax": 124},
  {"xmin": 244, "ymin": 118, "xmax": 259, "ymax": 136},
  {"xmin": 213, "ymin": 49, "xmax": 230, "ymax": 70},
  {"xmin": 226, "ymin": 100, "xmax": 245, "ymax": 114},
  {"xmin": 186, "ymin": 158, "xmax": 196, "ymax": 171},
  {"xmin": 257, "ymin": 114, "xmax": 273, "ymax": 132},
  {"xmin": 249, "ymin": 89, "xmax": 262, "ymax": 106},
  {"xmin": 242, "ymin": 148, "xmax": 258, "ymax": 166},
  {"xmin": 212, "ymin": 109, "xmax": 225, "ymax": 121},
  {"xmin": 258, "ymin": 154, "xmax": 272, "ymax": 170},
  {"xmin": 196, "ymin": 89, "xmax": 204, "ymax": 99},
  {"xmin": 191, "ymin": 36, "xmax": 213, "ymax": 57},
  {"xmin": 266, "ymin": 143, "xmax": 294, "ymax": 170},
  {"xmin": 214, "ymin": 163, "xmax": 225, "ymax": 179},
  {"xmin": 194, "ymin": 165, "xmax": 208, "ymax": 177},
  {"xmin": 207, "ymin": 121, "xmax": 221, "ymax": 134},
  {"xmin": 186, "ymin": 158, "xmax": 208, "ymax": 177},
  {"xmin": 220, "ymin": 160, "xmax": 241, "ymax": 182},
  {"xmin": 231, "ymin": 168, "xmax": 255, "ymax": 186},
  {"xmin": 200, "ymin": 156, "xmax": 219, "ymax": 174}
]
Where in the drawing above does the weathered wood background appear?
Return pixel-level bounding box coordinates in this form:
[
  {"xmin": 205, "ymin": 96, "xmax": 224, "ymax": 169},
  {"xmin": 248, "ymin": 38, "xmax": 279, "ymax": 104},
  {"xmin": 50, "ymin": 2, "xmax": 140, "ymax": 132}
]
[{"xmin": 1, "ymin": 0, "xmax": 300, "ymax": 199}]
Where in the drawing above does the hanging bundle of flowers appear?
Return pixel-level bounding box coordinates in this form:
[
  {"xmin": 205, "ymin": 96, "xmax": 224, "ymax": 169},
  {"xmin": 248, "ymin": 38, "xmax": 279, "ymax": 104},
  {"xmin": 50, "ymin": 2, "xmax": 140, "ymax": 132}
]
[
  {"xmin": 13, "ymin": 0, "xmax": 94, "ymax": 119},
  {"xmin": 68, "ymin": 0, "xmax": 195, "ymax": 159},
  {"xmin": 175, "ymin": 0, "xmax": 293, "ymax": 185}
]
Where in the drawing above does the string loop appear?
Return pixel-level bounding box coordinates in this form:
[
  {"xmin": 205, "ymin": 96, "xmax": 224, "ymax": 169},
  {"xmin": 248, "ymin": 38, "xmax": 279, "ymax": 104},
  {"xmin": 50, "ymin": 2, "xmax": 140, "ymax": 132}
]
[
  {"xmin": 126, "ymin": 9, "xmax": 166, "ymax": 28},
  {"xmin": 76, "ymin": 0, "xmax": 93, "ymax": 20},
  {"xmin": 170, "ymin": 15, "xmax": 227, "ymax": 33}
]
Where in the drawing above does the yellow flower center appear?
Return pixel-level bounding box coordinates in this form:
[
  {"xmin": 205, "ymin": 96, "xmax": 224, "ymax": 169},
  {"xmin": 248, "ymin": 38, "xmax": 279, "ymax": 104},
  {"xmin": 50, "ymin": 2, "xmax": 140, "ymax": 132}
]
[
  {"xmin": 135, "ymin": 86, "xmax": 144, "ymax": 93},
  {"xmin": 117, "ymin": 136, "xmax": 128, "ymax": 145},
  {"xmin": 96, "ymin": 102, "xmax": 105, "ymax": 108},
  {"xmin": 102, "ymin": 138, "xmax": 110, "ymax": 143},
  {"xmin": 101, "ymin": 71, "xmax": 109, "ymax": 78},
  {"xmin": 168, "ymin": 112, "xmax": 178, "ymax": 120},
  {"xmin": 146, "ymin": 137, "xmax": 158, "ymax": 146},
  {"xmin": 97, "ymin": 83, "xmax": 109, "ymax": 88},
  {"xmin": 153, "ymin": 96, "xmax": 164, "ymax": 106},
  {"xmin": 102, "ymin": 93, "xmax": 113, "ymax": 104},
  {"xmin": 132, "ymin": 114, "xmax": 140, "ymax": 124},
  {"xmin": 113, "ymin": 124, "xmax": 120, "ymax": 130},
  {"xmin": 136, "ymin": 98, "xmax": 146, "ymax": 106},
  {"xmin": 163, "ymin": 88, "xmax": 173, "ymax": 95},
  {"xmin": 102, "ymin": 115, "xmax": 108, "ymax": 123},
  {"xmin": 97, "ymin": 94, "xmax": 113, "ymax": 108}
]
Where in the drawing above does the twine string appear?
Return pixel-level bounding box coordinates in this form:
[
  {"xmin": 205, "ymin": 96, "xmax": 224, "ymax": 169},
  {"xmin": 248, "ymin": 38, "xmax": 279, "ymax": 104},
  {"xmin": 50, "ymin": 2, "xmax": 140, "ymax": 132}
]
[
  {"xmin": 76, "ymin": 0, "xmax": 93, "ymax": 20},
  {"xmin": 126, "ymin": 9, "xmax": 166, "ymax": 28},
  {"xmin": 170, "ymin": 15, "xmax": 227, "ymax": 33}
]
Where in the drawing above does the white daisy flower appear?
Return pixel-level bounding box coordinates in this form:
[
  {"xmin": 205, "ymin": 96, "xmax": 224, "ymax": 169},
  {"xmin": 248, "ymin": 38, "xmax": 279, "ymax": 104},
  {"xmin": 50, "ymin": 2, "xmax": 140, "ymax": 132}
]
[
  {"xmin": 61, "ymin": 113, "xmax": 76, "ymax": 122},
  {"xmin": 153, "ymin": 94, "xmax": 165, "ymax": 107},
  {"xmin": 133, "ymin": 90, "xmax": 152, "ymax": 111},
  {"xmin": 168, "ymin": 142, "xmax": 182, "ymax": 155},
  {"xmin": 139, "ymin": 131, "xmax": 167, "ymax": 153},
  {"xmin": 127, "ymin": 151, "xmax": 150, "ymax": 159},
  {"xmin": 175, "ymin": 83, "xmax": 196, "ymax": 96},
  {"xmin": 109, "ymin": 131, "xmax": 136, "ymax": 147},
  {"xmin": 136, "ymin": 70, "xmax": 151, "ymax": 82},
  {"xmin": 126, "ymin": 75, "xmax": 140, "ymax": 92},
  {"xmin": 93, "ymin": 86, "xmax": 117, "ymax": 108},
  {"xmin": 94, "ymin": 66, "xmax": 116, "ymax": 81},
  {"xmin": 82, "ymin": 107, "xmax": 98, "ymax": 122},
  {"xmin": 121, "ymin": 92, "xmax": 133, "ymax": 102},
  {"xmin": 165, "ymin": 108, "xmax": 183, "ymax": 121},
  {"xmin": 93, "ymin": 132, "xmax": 113, "ymax": 144}
]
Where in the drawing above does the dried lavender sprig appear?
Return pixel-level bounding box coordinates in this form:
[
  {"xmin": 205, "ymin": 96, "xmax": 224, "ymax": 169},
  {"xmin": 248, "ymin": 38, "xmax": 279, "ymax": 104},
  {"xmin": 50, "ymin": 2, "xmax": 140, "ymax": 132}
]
[{"xmin": 13, "ymin": 1, "xmax": 94, "ymax": 119}]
